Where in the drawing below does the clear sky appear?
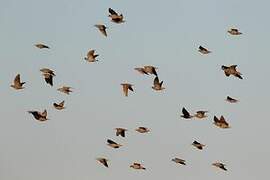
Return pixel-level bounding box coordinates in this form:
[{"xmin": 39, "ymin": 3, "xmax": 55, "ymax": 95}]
[{"xmin": 0, "ymin": 0, "xmax": 269, "ymax": 179}]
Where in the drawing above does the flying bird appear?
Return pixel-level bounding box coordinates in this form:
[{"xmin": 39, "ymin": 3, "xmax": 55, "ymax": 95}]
[
  {"xmin": 226, "ymin": 96, "xmax": 238, "ymax": 103},
  {"xmin": 228, "ymin": 28, "xmax": 242, "ymax": 35},
  {"xmin": 96, "ymin": 157, "xmax": 109, "ymax": 168},
  {"xmin": 35, "ymin": 43, "xmax": 50, "ymax": 49},
  {"xmin": 152, "ymin": 76, "xmax": 165, "ymax": 91},
  {"xmin": 221, "ymin": 65, "xmax": 243, "ymax": 79},
  {"xmin": 42, "ymin": 73, "xmax": 54, "ymax": 86},
  {"xmin": 194, "ymin": 111, "xmax": 208, "ymax": 119},
  {"xmin": 134, "ymin": 67, "xmax": 149, "ymax": 75},
  {"xmin": 115, "ymin": 128, "xmax": 127, "ymax": 137},
  {"xmin": 212, "ymin": 162, "xmax": 227, "ymax": 171},
  {"xmin": 57, "ymin": 86, "xmax": 72, "ymax": 95},
  {"xmin": 192, "ymin": 140, "xmax": 205, "ymax": 150},
  {"xmin": 172, "ymin": 158, "xmax": 186, "ymax": 165},
  {"xmin": 40, "ymin": 68, "xmax": 55, "ymax": 76},
  {"xmin": 28, "ymin": 110, "xmax": 48, "ymax": 121},
  {"xmin": 95, "ymin": 24, "xmax": 107, "ymax": 37},
  {"xmin": 84, "ymin": 49, "xmax": 99, "ymax": 62},
  {"xmin": 130, "ymin": 163, "xmax": 146, "ymax": 170},
  {"xmin": 11, "ymin": 74, "xmax": 25, "ymax": 90},
  {"xmin": 53, "ymin": 101, "xmax": 65, "ymax": 110},
  {"xmin": 181, "ymin": 107, "xmax": 193, "ymax": 119},
  {"xmin": 121, "ymin": 83, "xmax": 133, "ymax": 97},
  {"xmin": 198, "ymin": 46, "xmax": 211, "ymax": 54},
  {"xmin": 108, "ymin": 8, "xmax": 125, "ymax": 23},
  {"xmin": 143, "ymin": 66, "xmax": 158, "ymax": 76},
  {"xmin": 213, "ymin": 115, "xmax": 230, "ymax": 128},
  {"xmin": 107, "ymin": 139, "xmax": 122, "ymax": 148},
  {"xmin": 135, "ymin": 127, "xmax": 150, "ymax": 133}
]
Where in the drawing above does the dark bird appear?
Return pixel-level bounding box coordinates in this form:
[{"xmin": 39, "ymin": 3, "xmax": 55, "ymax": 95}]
[
  {"xmin": 130, "ymin": 163, "xmax": 146, "ymax": 170},
  {"xmin": 107, "ymin": 139, "xmax": 122, "ymax": 148},
  {"xmin": 115, "ymin": 128, "xmax": 127, "ymax": 137},
  {"xmin": 108, "ymin": 8, "xmax": 125, "ymax": 23},
  {"xmin": 121, "ymin": 83, "xmax": 133, "ymax": 97},
  {"xmin": 53, "ymin": 101, "xmax": 65, "ymax": 110},
  {"xmin": 84, "ymin": 49, "xmax": 99, "ymax": 62},
  {"xmin": 11, "ymin": 74, "xmax": 25, "ymax": 90},
  {"xmin": 226, "ymin": 96, "xmax": 238, "ymax": 103},
  {"xmin": 152, "ymin": 76, "xmax": 165, "ymax": 91},
  {"xmin": 221, "ymin": 65, "xmax": 243, "ymax": 79},
  {"xmin": 96, "ymin": 157, "xmax": 109, "ymax": 168},
  {"xmin": 181, "ymin": 107, "xmax": 193, "ymax": 119},
  {"xmin": 28, "ymin": 110, "xmax": 48, "ymax": 121},
  {"xmin": 212, "ymin": 162, "xmax": 227, "ymax": 171},
  {"xmin": 172, "ymin": 158, "xmax": 186, "ymax": 165},
  {"xmin": 35, "ymin": 43, "xmax": 50, "ymax": 49},
  {"xmin": 135, "ymin": 127, "xmax": 150, "ymax": 133},
  {"xmin": 228, "ymin": 28, "xmax": 242, "ymax": 35},
  {"xmin": 95, "ymin": 24, "xmax": 107, "ymax": 37},
  {"xmin": 192, "ymin": 140, "xmax": 205, "ymax": 150},
  {"xmin": 198, "ymin": 46, "xmax": 211, "ymax": 54},
  {"xmin": 213, "ymin": 115, "xmax": 230, "ymax": 128}
]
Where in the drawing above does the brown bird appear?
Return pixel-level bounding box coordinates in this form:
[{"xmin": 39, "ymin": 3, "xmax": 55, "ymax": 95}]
[
  {"xmin": 11, "ymin": 74, "xmax": 25, "ymax": 90},
  {"xmin": 35, "ymin": 43, "xmax": 50, "ymax": 49},
  {"xmin": 121, "ymin": 83, "xmax": 133, "ymax": 97},
  {"xmin": 42, "ymin": 73, "xmax": 54, "ymax": 86},
  {"xmin": 108, "ymin": 8, "xmax": 125, "ymax": 23},
  {"xmin": 143, "ymin": 66, "xmax": 158, "ymax": 76},
  {"xmin": 130, "ymin": 163, "xmax": 146, "ymax": 170},
  {"xmin": 213, "ymin": 115, "xmax": 230, "ymax": 128},
  {"xmin": 226, "ymin": 96, "xmax": 238, "ymax": 103},
  {"xmin": 135, "ymin": 127, "xmax": 150, "ymax": 133},
  {"xmin": 194, "ymin": 111, "xmax": 208, "ymax": 119},
  {"xmin": 53, "ymin": 101, "xmax": 65, "ymax": 110},
  {"xmin": 107, "ymin": 139, "xmax": 122, "ymax": 148},
  {"xmin": 172, "ymin": 158, "xmax": 186, "ymax": 165},
  {"xmin": 228, "ymin": 28, "xmax": 242, "ymax": 35},
  {"xmin": 181, "ymin": 107, "xmax": 193, "ymax": 119},
  {"xmin": 95, "ymin": 24, "xmax": 107, "ymax": 37},
  {"xmin": 221, "ymin": 65, "xmax": 243, "ymax": 79},
  {"xmin": 40, "ymin": 68, "xmax": 55, "ymax": 76},
  {"xmin": 84, "ymin": 49, "xmax": 99, "ymax": 62},
  {"xmin": 28, "ymin": 110, "xmax": 48, "ymax": 121},
  {"xmin": 115, "ymin": 128, "xmax": 127, "ymax": 137},
  {"xmin": 57, "ymin": 86, "xmax": 72, "ymax": 95},
  {"xmin": 152, "ymin": 76, "xmax": 165, "ymax": 91},
  {"xmin": 96, "ymin": 157, "xmax": 109, "ymax": 168},
  {"xmin": 192, "ymin": 140, "xmax": 205, "ymax": 150},
  {"xmin": 212, "ymin": 162, "xmax": 227, "ymax": 171},
  {"xmin": 198, "ymin": 46, "xmax": 211, "ymax": 54},
  {"xmin": 134, "ymin": 67, "xmax": 149, "ymax": 75}
]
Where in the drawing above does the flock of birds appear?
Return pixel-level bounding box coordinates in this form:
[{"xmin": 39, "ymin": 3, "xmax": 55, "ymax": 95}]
[{"xmin": 10, "ymin": 7, "xmax": 244, "ymax": 173}]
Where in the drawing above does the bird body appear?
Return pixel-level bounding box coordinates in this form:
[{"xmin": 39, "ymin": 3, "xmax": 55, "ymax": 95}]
[
  {"xmin": 11, "ymin": 74, "xmax": 25, "ymax": 90},
  {"xmin": 121, "ymin": 83, "xmax": 133, "ymax": 97},
  {"xmin": 107, "ymin": 139, "xmax": 122, "ymax": 148},
  {"xmin": 53, "ymin": 101, "xmax": 65, "ymax": 110},
  {"xmin": 35, "ymin": 43, "xmax": 50, "ymax": 49},
  {"xmin": 198, "ymin": 46, "xmax": 211, "ymax": 54},
  {"xmin": 115, "ymin": 128, "xmax": 127, "ymax": 137},
  {"xmin": 228, "ymin": 28, "xmax": 242, "ymax": 35},
  {"xmin": 212, "ymin": 162, "xmax": 227, "ymax": 171},
  {"xmin": 194, "ymin": 111, "xmax": 208, "ymax": 119},
  {"xmin": 192, "ymin": 140, "xmax": 205, "ymax": 150},
  {"xmin": 28, "ymin": 110, "xmax": 48, "ymax": 121},
  {"xmin": 135, "ymin": 127, "xmax": 150, "ymax": 133},
  {"xmin": 84, "ymin": 49, "xmax": 99, "ymax": 62},
  {"xmin": 152, "ymin": 76, "xmax": 165, "ymax": 91},
  {"xmin": 172, "ymin": 158, "xmax": 186, "ymax": 165},
  {"xmin": 57, "ymin": 86, "xmax": 72, "ymax": 95},
  {"xmin": 213, "ymin": 115, "xmax": 230, "ymax": 128},
  {"xmin": 95, "ymin": 24, "xmax": 107, "ymax": 37},
  {"xmin": 108, "ymin": 8, "xmax": 125, "ymax": 23},
  {"xmin": 181, "ymin": 107, "xmax": 193, "ymax": 119},
  {"xmin": 130, "ymin": 163, "xmax": 146, "ymax": 170},
  {"xmin": 97, "ymin": 158, "xmax": 109, "ymax": 168},
  {"xmin": 226, "ymin": 96, "xmax": 238, "ymax": 103},
  {"xmin": 222, "ymin": 65, "xmax": 243, "ymax": 79}
]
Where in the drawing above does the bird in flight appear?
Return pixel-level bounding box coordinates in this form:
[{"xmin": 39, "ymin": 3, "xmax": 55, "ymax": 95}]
[
  {"xmin": 84, "ymin": 49, "xmax": 99, "ymax": 62},
  {"xmin": 121, "ymin": 83, "xmax": 133, "ymax": 97},
  {"xmin": 35, "ymin": 43, "xmax": 50, "ymax": 49},
  {"xmin": 95, "ymin": 24, "xmax": 107, "ymax": 37},
  {"xmin": 115, "ymin": 128, "xmax": 127, "ymax": 137},
  {"xmin": 135, "ymin": 127, "xmax": 150, "ymax": 133},
  {"xmin": 212, "ymin": 162, "xmax": 227, "ymax": 171},
  {"xmin": 130, "ymin": 163, "xmax": 146, "ymax": 170},
  {"xmin": 192, "ymin": 140, "xmax": 205, "ymax": 150},
  {"xmin": 181, "ymin": 107, "xmax": 193, "ymax": 119},
  {"xmin": 28, "ymin": 109, "xmax": 48, "ymax": 121},
  {"xmin": 194, "ymin": 111, "xmax": 208, "ymax": 119},
  {"xmin": 213, "ymin": 115, "xmax": 230, "ymax": 128},
  {"xmin": 152, "ymin": 76, "xmax": 165, "ymax": 91},
  {"xmin": 96, "ymin": 157, "xmax": 109, "ymax": 168},
  {"xmin": 221, "ymin": 65, "xmax": 243, "ymax": 79},
  {"xmin": 198, "ymin": 46, "xmax": 211, "ymax": 54},
  {"xmin": 53, "ymin": 100, "xmax": 65, "ymax": 110},
  {"xmin": 226, "ymin": 96, "xmax": 238, "ymax": 103},
  {"xmin": 108, "ymin": 8, "xmax": 125, "ymax": 24},
  {"xmin": 11, "ymin": 74, "xmax": 25, "ymax": 90},
  {"xmin": 228, "ymin": 28, "xmax": 242, "ymax": 35},
  {"xmin": 40, "ymin": 68, "xmax": 55, "ymax": 86},
  {"xmin": 107, "ymin": 139, "xmax": 122, "ymax": 148},
  {"xmin": 57, "ymin": 86, "xmax": 72, "ymax": 95},
  {"xmin": 172, "ymin": 158, "xmax": 186, "ymax": 165}
]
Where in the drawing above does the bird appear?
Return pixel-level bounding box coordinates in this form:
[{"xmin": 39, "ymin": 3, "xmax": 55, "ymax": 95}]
[
  {"xmin": 130, "ymin": 163, "xmax": 146, "ymax": 170},
  {"xmin": 228, "ymin": 28, "xmax": 242, "ymax": 35},
  {"xmin": 152, "ymin": 76, "xmax": 165, "ymax": 91},
  {"xmin": 42, "ymin": 73, "xmax": 54, "ymax": 86},
  {"xmin": 40, "ymin": 68, "xmax": 55, "ymax": 76},
  {"xmin": 226, "ymin": 96, "xmax": 238, "ymax": 103},
  {"xmin": 143, "ymin": 66, "xmax": 158, "ymax": 76},
  {"xmin": 108, "ymin": 8, "xmax": 125, "ymax": 23},
  {"xmin": 10, "ymin": 74, "xmax": 25, "ymax": 90},
  {"xmin": 194, "ymin": 111, "xmax": 208, "ymax": 119},
  {"xmin": 53, "ymin": 101, "xmax": 65, "ymax": 110},
  {"xmin": 213, "ymin": 115, "xmax": 230, "ymax": 128},
  {"xmin": 172, "ymin": 158, "xmax": 186, "ymax": 165},
  {"xmin": 95, "ymin": 24, "xmax": 107, "ymax": 37},
  {"xmin": 115, "ymin": 128, "xmax": 127, "ymax": 137},
  {"xmin": 221, "ymin": 65, "xmax": 243, "ymax": 79},
  {"xmin": 121, "ymin": 83, "xmax": 133, "ymax": 97},
  {"xmin": 134, "ymin": 67, "xmax": 149, "ymax": 75},
  {"xmin": 198, "ymin": 46, "xmax": 211, "ymax": 54},
  {"xmin": 57, "ymin": 86, "xmax": 72, "ymax": 95},
  {"xmin": 96, "ymin": 157, "xmax": 109, "ymax": 168},
  {"xmin": 84, "ymin": 49, "xmax": 99, "ymax": 62},
  {"xmin": 35, "ymin": 43, "xmax": 50, "ymax": 49},
  {"xmin": 192, "ymin": 140, "xmax": 205, "ymax": 150},
  {"xmin": 107, "ymin": 139, "xmax": 122, "ymax": 148},
  {"xmin": 212, "ymin": 162, "xmax": 227, "ymax": 171},
  {"xmin": 181, "ymin": 107, "xmax": 193, "ymax": 119},
  {"xmin": 28, "ymin": 110, "xmax": 48, "ymax": 121},
  {"xmin": 135, "ymin": 127, "xmax": 150, "ymax": 133}
]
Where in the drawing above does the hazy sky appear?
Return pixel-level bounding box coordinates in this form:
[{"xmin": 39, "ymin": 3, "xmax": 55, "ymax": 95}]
[{"xmin": 1, "ymin": 0, "xmax": 270, "ymax": 179}]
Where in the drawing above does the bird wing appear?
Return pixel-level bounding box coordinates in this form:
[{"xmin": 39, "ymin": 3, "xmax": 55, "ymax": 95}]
[
  {"xmin": 44, "ymin": 74, "xmax": 53, "ymax": 86},
  {"xmin": 41, "ymin": 110, "xmax": 47, "ymax": 117},
  {"xmin": 107, "ymin": 139, "xmax": 116, "ymax": 145},
  {"xmin": 182, "ymin": 107, "xmax": 190, "ymax": 117},
  {"xmin": 87, "ymin": 50, "xmax": 95, "ymax": 57},
  {"xmin": 14, "ymin": 74, "xmax": 21, "ymax": 85},
  {"xmin": 109, "ymin": 8, "xmax": 118, "ymax": 15},
  {"xmin": 213, "ymin": 116, "xmax": 219, "ymax": 123},
  {"xmin": 153, "ymin": 76, "xmax": 160, "ymax": 86},
  {"xmin": 199, "ymin": 46, "xmax": 207, "ymax": 51},
  {"xmin": 59, "ymin": 101, "xmax": 65, "ymax": 106}
]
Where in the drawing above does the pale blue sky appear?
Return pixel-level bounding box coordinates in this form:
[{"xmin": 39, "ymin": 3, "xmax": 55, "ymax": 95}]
[{"xmin": 0, "ymin": 0, "xmax": 269, "ymax": 179}]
